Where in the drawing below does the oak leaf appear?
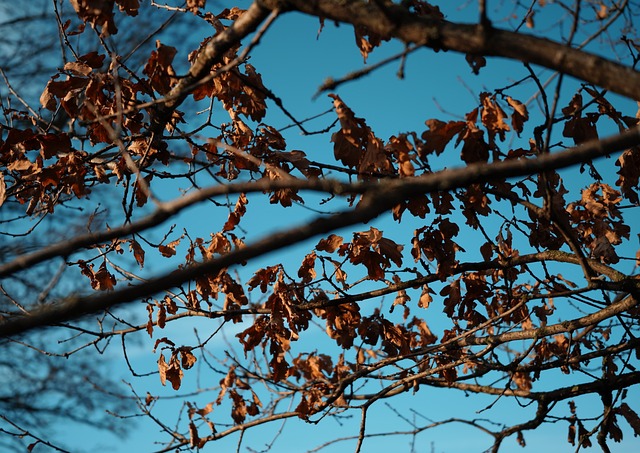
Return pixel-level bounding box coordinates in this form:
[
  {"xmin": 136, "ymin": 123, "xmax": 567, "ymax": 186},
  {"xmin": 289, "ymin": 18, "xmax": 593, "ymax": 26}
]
[
  {"xmin": 617, "ymin": 403, "xmax": 640, "ymax": 437},
  {"xmin": 418, "ymin": 285, "xmax": 433, "ymax": 309},
  {"xmin": 316, "ymin": 234, "xmax": 344, "ymax": 253},
  {"xmin": 186, "ymin": 0, "xmax": 205, "ymax": 13},
  {"xmin": 130, "ymin": 239, "xmax": 145, "ymax": 268},
  {"xmin": 180, "ymin": 348, "xmax": 197, "ymax": 370},
  {"xmin": 70, "ymin": 0, "xmax": 119, "ymax": 36},
  {"xmin": 223, "ymin": 193, "xmax": 248, "ymax": 232},
  {"xmin": 0, "ymin": 174, "xmax": 5, "ymax": 208},
  {"xmin": 421, "ymin": 119, "xmax": 465, "ymax": 156},
  {"xmin": 216, "ymin": 7, "xmax": 245, "ymax": 20},
  {"xmin": 298, "ymin": 252, "xmax": 317, "ymax": 283},
  {"xmin": 189, "ymin": 422, "xmax": 200, "ymax": 448},
  {"xmin": 143, "ymin": 41, "xmax": 178, "ymax": 95},
  {"xmin": 465, "ymin": 54, "xmax": 486, "ymax": 75},
  {"xmin": 616, "ymin": 147, "xmax": 640, "ymax": 204},
  {"xmin": 158, "ymin": 238, "xmax": 180, "ymax": 257},
  {"xmin": 158, "ymin": 353, "xmax": 184, "ymax": 390},
  {"xmin": 93, "ymin": 262, "xmax": 116, "ymax": 291},
  {"xmin": 480, "ymin": 92, "xmax": 510, "ymax": 144},
  {"xmin": 506, "ymin": 96, "xmax": 529, "ymax": 135},
  {"xmin": 353, "ymin": 25, "xmax": 383, "ymax": 62}
]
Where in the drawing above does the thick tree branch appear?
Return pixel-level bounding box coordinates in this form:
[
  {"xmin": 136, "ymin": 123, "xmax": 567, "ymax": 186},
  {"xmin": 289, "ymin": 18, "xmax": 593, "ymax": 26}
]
[
  {"xmin": 2, "ymin": 127, "xmax": 640, "ymax": 336},
  {"xmin": 1, "ymin": 125, "xmax": 638, "ymax": 282},
  {"xmin": 300, "ymin": 250, "xmax": 628, "ymax": 311},
  {"xmin": 457, "ymin": 292, "xmax": 639, "ymax": 347},
  {"xmin": 425, "ymin": 371, "xmax": 640, "ymax": 403},
  {"xmin": 258, "ymin": 0, "xmax": 640, "ymax": 100}
]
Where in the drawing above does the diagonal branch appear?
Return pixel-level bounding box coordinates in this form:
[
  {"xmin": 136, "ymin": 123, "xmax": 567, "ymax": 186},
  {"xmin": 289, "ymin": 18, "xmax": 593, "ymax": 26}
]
[
  {"xmin": 425, "ymin": 371, "xmax": 640, "ymax": 403},
  {"xmin": 2, "ymin": 127, "xmax": 640, "ymax": 336},
  {"xmin": 2, "ymin": 125, "xmax": 639, "ymax": 281},
  {"xmin": 258, "ymin": 0, "xmax": 640, "ymax": 100}
]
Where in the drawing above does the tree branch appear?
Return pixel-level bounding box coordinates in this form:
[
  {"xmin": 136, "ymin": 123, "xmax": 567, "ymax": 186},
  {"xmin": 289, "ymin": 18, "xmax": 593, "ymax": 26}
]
[
  {"xmin": 2, "ymin": 126, "xmax": 640, "ymax": 336},
  {"xmin": 147, "ymin": 2, "xmax": 272, "ymax": 138},
  {"xmin": 258, "ymin": 0, "xmax": 640, "ymax": 100},
  {"xmin": 2, "ymin": 125, "xmax": 638, "ymax": 281}
]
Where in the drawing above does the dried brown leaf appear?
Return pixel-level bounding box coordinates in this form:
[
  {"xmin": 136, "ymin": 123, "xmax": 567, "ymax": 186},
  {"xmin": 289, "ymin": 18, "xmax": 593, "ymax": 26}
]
[
  {"xmin": 480, "ymin": 92, "xmax": 510, "ymax": 143},
  {"xmin": 0, "ymin": 174, "xmax": 5, "ymax": 208},
  {"xmin": 316, "ymin": 234, "xmax": 344, "ymax": 253},
  {"xmin": 180, "ymin": 348, "xmax": 197, "ymax": 369},
  {"xmin": 617, "ymin": 403, "xmax": 640, "ymax": 436},
  {"xmin": 421, "ymin": 119, "xmax": 466, "ymax": 156},
  {"xmin": 130, "ymin": 239, "xmax": 145, "ymax": 268},
  {"xmin": 506, "ymin": 96, "xmax": 529, "ymax": 135}
]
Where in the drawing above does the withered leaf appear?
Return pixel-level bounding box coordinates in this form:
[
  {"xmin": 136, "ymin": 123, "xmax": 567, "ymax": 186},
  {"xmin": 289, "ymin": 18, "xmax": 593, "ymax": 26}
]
[
  {"xmin": 617, "ymin": 403, "xmax": 640, "ymax": 437},
  {"xmin": 216, "ymin": 7, "xmax": 245, "ymax": 20},
  {"xmin": 353, "ymin": 25, "xmax": 383, "ymax": 62},
  {"xmin": 506, "ymin": 96, "xmax": 529, "ymax": 135},
  {"xmin": 37, "ymin": 133, "xmax": 71, "ymax": 159},
  {"xmin": 616, "ymin": 147, "xmax": 640, "ymax": 204},
  {"xmin": 465, "ymin": 53, "xmax": 486, "ymax": 75},
  {"xmin": 441, "ymin": 279, "xmax": 461, "ymax": 318},
  {"xmin": 316, "ymin": 234, "xmax": 344, "ymax": 253},
  {"xmin": 146, "ymin": 304, "xmax": 154, "ymax": 337},
  {"xmin": 63, "ymin": 60, "xmax": 93, "ymax": 76},
  {"xmin": 156, "ymin": 302, "xmax": 166, "ymax": 329},
  {"xmin": 186, "ymin": 0, "xmax": 206, "ymax": 13},
  {"xmin": 247, "ymin": 266, "xmax": 279, "ymax": 292},
  {"xmin": 329, "ymin": 94, "xmax": 368, "ymax": 169},
  {"xmin": 418, "ymin": 285, "xmax": 433, "ymax": 309},
  {"xmin": 568, "ymin": 422, "xmax": 576, "ymax": 445},
  {"xmin": 480, "ymin": 92, "xmax": 510, "ymax": 143},
  {"xmin": 512, "ymin": 371, "xmax": 532, "ymax": 392},
  {"xmin": 144, "ymin": 41, "xmax": 178, "ymax": 95},
  {"xmin": 480, "ymin": 242, "xmax": 493, "ymax": 261},
  {"xmin": 93, "ymin": 262, "xmax": 116, "ymax": 291},
  {"xmin": 70, "ymin": 0, "xmax": 119, "ymax": 36},
  {"xmin": 164, "ymin": 295, "xmax": 178, "ymax": 315},
  {"xmin": 563, "ymin": 114, "xmax": 599, "ymax": 145},
  {"xmin": 180, "ymin": 348, "xmax": 197, "ymax": 369},
  {"xmin": 116, "ymin": 0, "xmax": 140, "ymax": 16},
  {"xmin": 152, "ymin": 337, "xmax": 176, "ymax": 353},
  {"xmin": 590, "ymin": 235, "xmax": 619, "ymax": 264},
  {"xmin": 460, "ymin": 126, "xmax": 489, "ymax": 163},
  {"xmin": 298, "ymin": 252, "xmax": 317, "ymax": 283},
  {"xmin": 158, "ymin": 353, "xmax": 183, "ymax": 390},
  {"xmin": 421, "ymin": 119, "xmax": 466, "ymax": 156},
  {"xmin": 130, "ymin": 239, "xmax": 145, "ymax": 268},
  {"xmin": 0, "ymin": 174, "xmax": 5, "ymax": 208},
  {"xmin": 223, "ymin": 193, "xmax": 248, "ymax": 232},
  {"xmin": 562, "ymin": 93, "xmax": 583, "ymax": 116},
  {"xmin": 158, "ymin": 244, "xmax": 176, "ymax": 257},
  {"xmin": 79, "ymin": 51, "xmax": 105, "ymax": 68},
  {"xmin": 158, "ymin": 353, "xmax": 168, "ymax": 386},
  {"xmin": 158, "ymin": 238, "xmax": 180, "ymax": 257},
  {"xmin": 189, "ymin": 422, "xmax": 200, "ymax": 448}
]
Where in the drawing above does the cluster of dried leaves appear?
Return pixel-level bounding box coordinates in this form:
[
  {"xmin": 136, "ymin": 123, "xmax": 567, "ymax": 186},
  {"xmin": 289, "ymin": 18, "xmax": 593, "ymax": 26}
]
[{"xmin": 2, "ymin": 0, "xmax": 640, "ymax": 452}]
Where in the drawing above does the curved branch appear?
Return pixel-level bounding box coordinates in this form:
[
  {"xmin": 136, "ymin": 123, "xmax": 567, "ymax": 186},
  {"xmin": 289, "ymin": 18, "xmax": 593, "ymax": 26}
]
[
  {"xmin": 2, "ymin": 124, "xmax": 637, "ymax": 280},
  {"xmin": 258, "ymin": 0, "xmax": 640, "ymax": 100},
  {"xmin": 459, "ymin": 292, "xmax": 639, "ymax": 347},
  {"xmin": 301, "ymin": 250, "xmax": 628, "ymax": 311},
  {"xmin": 425, "ymin": 371, "xmax": 640, "ymax": 403},
  {"xmin": 2, "ymin": 127, "xmax": 639, "ymax": 336}
]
